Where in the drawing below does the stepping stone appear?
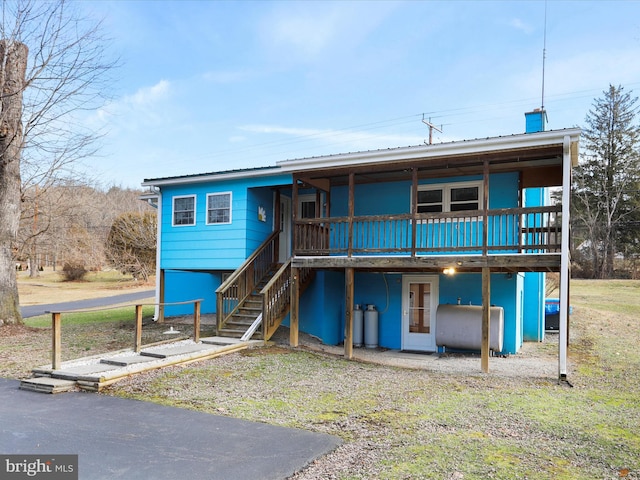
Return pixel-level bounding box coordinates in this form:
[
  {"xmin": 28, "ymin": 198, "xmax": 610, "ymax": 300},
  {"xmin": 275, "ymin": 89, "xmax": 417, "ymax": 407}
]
[
  {"xmin": 20, "ymin": 377, "xmax": 77, "ymax": 394},
  {"xmin": 201, "ymin": 336, "xmax": 244, "ymax": 346},
  {"xmin": 100, "ymin": 355, "xmax": 158, "ymax": 367},
  {"xmin": 53, "ymin": 363, "xmax": 118, "ymax": 377},
  {"xmin": 141, "ymin": 343, "xmax": 218, "ymax": 359}
]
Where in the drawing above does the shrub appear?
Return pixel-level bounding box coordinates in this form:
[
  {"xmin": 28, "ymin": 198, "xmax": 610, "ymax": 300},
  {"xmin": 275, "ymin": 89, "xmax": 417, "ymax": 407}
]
[{"xmin": 61, "ymin": 262, "xmax": 88, "ymax": 281}]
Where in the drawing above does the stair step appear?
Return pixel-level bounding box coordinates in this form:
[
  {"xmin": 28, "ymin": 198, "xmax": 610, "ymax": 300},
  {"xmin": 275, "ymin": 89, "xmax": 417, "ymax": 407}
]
[{"xmin": 20, "ymin": 377, "xmax": 77, "ymax": 394}]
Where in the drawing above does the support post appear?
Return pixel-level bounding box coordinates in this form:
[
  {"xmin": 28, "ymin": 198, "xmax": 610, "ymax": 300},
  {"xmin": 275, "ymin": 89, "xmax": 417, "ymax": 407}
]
[
  {"xmin": 482, "ymin": 160, "xmax": 489, "ymax": 256},
  {"xmin": 290, "ymin": 267, "xmax": 299, "ymax": 347},
  {"xmin": 344, "ymin": 267, "xmax": 354, "ymax": 359},
  {"xmin": 193, "ymin": 300, "xmax": 201, "ymax": 343},
  {"xmin": 411, "ymin": 167, "xmax": 418, "ymax": 256},
  {"xmin": 158, "ymin": 269, "xmax": 166, "ymax": 323},
  {"xmin": 347, "ymin": 173, "xmax": 355, "ymax": 257},
  {"xmin": 481, "ymin": 267, "xmax": 490, "ymax": 373},
  {"xmin": 134, "ymin": 305, "xmax": 143, "ymax": 353},
  {"xmin": 52, "ymin": 312, "xmax": 61, "ymax": 370},
  {"xmin": 558, "ymin": 135, "xmax": 572, "ymax": 379}
]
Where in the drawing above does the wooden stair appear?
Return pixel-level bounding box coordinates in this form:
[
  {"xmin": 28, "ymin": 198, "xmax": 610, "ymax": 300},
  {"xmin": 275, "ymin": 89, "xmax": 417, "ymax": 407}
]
[{"xmin": 218, "ymin": 273, "xmax": 273, "ymax": 339}]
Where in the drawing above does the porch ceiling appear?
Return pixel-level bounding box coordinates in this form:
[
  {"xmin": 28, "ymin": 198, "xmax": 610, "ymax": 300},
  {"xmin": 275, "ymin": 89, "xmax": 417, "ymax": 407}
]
[{"xmin": 295, "ymin": 144, "xmax": 564, "ymax": 189}]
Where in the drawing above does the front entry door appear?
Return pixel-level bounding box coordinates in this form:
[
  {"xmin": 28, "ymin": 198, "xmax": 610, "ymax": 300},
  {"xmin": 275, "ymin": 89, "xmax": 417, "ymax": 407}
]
[{"xmin": 402, "ymin": 275, "xmax": 439, "ymax": 352}]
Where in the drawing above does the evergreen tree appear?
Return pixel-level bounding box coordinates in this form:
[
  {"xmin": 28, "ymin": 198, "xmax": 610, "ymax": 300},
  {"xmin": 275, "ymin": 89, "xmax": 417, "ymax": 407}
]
[{"xmin": 572, "ymin": 85, "xmax": 640, "ymax": 278}]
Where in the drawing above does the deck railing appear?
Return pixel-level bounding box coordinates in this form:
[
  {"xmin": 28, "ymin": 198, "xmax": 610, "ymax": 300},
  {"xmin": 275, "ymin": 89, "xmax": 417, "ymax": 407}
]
[
  {"xmin": 294, "ymin": 205, "xmax": 561, "ymax": 256},
  {"xmin": 260, "ymin": 260, "xmax": 313, "ymax": 341},
  {"xmin": 215, "ymin": 231, "xmax": 279, "ymax": 334}
]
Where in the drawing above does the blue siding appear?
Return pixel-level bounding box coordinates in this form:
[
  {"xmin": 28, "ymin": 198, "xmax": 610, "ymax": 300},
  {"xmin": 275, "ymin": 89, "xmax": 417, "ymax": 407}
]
[
  {"xmin": 297, "ymin": 271, "xmax": 344, "ymax": 345},
  {"xmin": 163, "ymin": 270, "xmax": 218, "ymax": 316},
  {"xmin": 354, "ymin": 273, "xmax": 402, "ymax": 349},
  {"xmin": 522, "ymin": 187, "xmax": 547, "ymax": 341},
  {"xmin": 302, "ymin": 271, "xmax": 523, "ymax": 353},
  {"xmin": 160, "ymin": 173, "xmax": 290, "ymax": 270}
]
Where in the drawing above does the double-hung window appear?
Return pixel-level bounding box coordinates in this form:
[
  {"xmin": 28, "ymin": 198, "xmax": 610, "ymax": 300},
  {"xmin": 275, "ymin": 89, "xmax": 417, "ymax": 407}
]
[
  {"xmin": 173, "ymin": 195, "xmax": 196, "ymax": 226},
  {"xmin": 206, "ymin": 192, "xmax": 232, "ymax": 225},
  {"xmin": 417, "ymin": 181, "xmax": 482, "ymax": 213}
]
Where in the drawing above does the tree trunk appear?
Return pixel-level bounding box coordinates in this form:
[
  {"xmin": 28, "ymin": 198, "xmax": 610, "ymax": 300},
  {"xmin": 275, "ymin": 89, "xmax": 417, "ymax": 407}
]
[{"xmin": 0, "ymin": 41, "xmax": 28, "ymax": 326}]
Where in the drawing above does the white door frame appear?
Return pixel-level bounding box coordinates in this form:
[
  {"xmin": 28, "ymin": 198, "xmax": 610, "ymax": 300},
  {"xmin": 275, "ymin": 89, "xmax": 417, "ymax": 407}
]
[
  {"xmin": 401, "ymin": 274, "xmax": 439, "ymax": 352},
  {"xmin": 278, "ymin": 195, "xmax": 292, "ymax": 262}
]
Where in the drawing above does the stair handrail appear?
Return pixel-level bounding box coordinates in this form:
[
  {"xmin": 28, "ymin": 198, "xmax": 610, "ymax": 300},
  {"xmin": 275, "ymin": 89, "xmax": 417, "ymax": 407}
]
[
  {"xmin": 260, "ymin": 259, "xmax": 291, "ymax": 341},
  {"xmin": 260, "ymin": 260, "xmax": 313, "ymax": 341},
  {"xmin": 216, "ymin": 230, "xmax": 280, "ymax": 334}
]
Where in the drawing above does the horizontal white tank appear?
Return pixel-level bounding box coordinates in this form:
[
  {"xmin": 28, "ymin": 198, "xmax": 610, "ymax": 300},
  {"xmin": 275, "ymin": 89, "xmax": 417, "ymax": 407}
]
[{"xmin": 435, "ymin": 304, "xmax": 504, "ymax": 352}]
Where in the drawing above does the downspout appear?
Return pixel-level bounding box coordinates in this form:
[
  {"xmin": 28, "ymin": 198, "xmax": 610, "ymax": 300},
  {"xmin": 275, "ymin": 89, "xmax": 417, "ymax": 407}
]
[{"xmin": 558, "ymin": 136, "xmax": 571, "ymax": 379}]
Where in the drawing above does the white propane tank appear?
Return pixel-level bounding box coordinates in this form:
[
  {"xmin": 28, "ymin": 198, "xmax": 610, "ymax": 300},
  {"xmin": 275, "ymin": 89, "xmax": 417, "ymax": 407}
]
[
  {"xmin": 353, "ymin": 305, "xmax": 364, "ymax": 347},
  {"xmin": 364, "ymin": 304, "xmax": 379, "ymax": 349}
]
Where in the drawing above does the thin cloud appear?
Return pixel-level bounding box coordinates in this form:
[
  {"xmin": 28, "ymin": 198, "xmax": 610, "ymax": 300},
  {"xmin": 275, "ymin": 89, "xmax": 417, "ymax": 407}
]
[
  {"xmin": 90, "ymin": 80, "xmax": 172, "ymax": 131},
  {"xmin": 239, "ymin": 123, "xmax": 424, "ymax": 152},
  {"xmin": 508, "ymin": 18, "xmax": 534, "ymax": 34}
]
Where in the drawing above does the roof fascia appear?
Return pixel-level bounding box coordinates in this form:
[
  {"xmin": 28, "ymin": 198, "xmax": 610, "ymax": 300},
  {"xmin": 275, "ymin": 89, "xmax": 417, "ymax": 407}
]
[
  {"xmin": 277, "ymin": 129, "xmax": 581, "ymax": 172},
  {"xmin": 141, "ymin": 167, "xmax": 286, "ymax": 188}
]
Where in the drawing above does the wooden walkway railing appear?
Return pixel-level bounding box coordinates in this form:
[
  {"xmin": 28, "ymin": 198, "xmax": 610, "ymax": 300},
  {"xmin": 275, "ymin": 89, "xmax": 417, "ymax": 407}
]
[
  {"xmin": 49, "ymin": 299, "xmax": 203, "ymax": 371},
  {"xmin": 294, "ymin": 205, "xmax": 561, "ymax": 256}
]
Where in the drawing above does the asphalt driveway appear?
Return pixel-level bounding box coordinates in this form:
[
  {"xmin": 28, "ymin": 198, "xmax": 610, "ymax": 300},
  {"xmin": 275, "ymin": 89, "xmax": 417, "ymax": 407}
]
[{"xmin": 0, "ymin": 378, "xmax": 340, "ymax": 480}]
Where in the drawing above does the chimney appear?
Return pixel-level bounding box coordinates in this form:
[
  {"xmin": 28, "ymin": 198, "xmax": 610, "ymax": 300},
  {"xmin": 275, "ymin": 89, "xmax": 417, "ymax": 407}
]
[{"xmin": 524, "ymin": 108, "xmax": 547, "ymax": 133}]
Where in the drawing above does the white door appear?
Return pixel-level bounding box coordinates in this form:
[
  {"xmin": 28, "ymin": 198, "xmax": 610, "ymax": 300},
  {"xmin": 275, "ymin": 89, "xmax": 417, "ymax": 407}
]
[
  {"xmin": 278, "ymin": 195, "xmax": 292, "ymax": 262},
  {"xmin": 402, "ymin": 275, "xmax": 439, "ymax": 352}
]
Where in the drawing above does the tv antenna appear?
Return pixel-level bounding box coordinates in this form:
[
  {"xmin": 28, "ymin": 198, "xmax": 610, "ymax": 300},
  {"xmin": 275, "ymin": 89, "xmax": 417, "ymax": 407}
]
[
  {"xmin": 422, "ymin": 114, "xmax": 443, "ymax": 145},
  {"xmin": 541, "ymin": 0, "xmax": 547, "ymax": 110}
]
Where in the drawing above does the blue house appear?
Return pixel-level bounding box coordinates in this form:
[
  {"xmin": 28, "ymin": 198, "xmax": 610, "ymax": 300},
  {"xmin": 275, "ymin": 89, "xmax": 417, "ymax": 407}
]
[{"xmin": 142, "ymin": 115, "xmax": 579, "ymax": 377}]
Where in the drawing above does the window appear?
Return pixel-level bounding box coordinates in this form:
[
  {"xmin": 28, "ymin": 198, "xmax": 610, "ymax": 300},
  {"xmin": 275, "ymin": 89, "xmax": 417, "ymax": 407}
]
[
  {"xmin": 298, "ymin": 194, "xmax": 317, "ymax": 219},
  {"xmin": 417, "ymin": 181, "xmax": 482, "ymax": 213},
  {"xmin": 173, "ymin": 195, "xmax": 195, "ymax": 226},
  {"xmin": 207, "ymin": 192, "xmax": 232, "ymax": 224}
]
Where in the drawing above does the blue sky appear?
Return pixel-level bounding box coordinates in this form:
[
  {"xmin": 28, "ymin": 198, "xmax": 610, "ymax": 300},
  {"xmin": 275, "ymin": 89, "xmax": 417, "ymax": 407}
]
[{"xmin": 79, "ymin": 0, "xmax": 640, "ymax": 188}]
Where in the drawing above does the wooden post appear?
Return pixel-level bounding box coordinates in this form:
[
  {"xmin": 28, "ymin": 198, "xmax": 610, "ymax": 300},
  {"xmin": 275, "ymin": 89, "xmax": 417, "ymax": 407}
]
[
  {"xmin": 134, "ymin": 304, "xmax": 143, "ymax": 353},
  {"xmin": 347, "ymin": 173, "xmax": 355, "ymax": 257},
  {"xmin": 158, "ymin": 268, "xmax": 166, "ymax": 323},
  {"xmin": 411, "ymin": 167, "xmax": 418, "ymax": 256},
  {"xmin": 344, "ymin": 267, "xmax": 354, "ymax": 359},
  {"xmin": 51, "ymin": 312, "xmax": 61, "ymax": 370},
  {"xmin": 292, "ymin": 176, "xmax": 299, "ymax": 254},
  {"xmin": 482, "ymin": 160, "xmax": 489, "ymax": 256},
  {"xmin": 481, "ymin": 267, "xmax": 490, "ymax": 373},
  {"xmin": 193, "ymin": 300, "xmax": 201, "ymax": 343},
  {"xmin": 290, "ymin": 267, "xmax": 299, "ymax": 347}
]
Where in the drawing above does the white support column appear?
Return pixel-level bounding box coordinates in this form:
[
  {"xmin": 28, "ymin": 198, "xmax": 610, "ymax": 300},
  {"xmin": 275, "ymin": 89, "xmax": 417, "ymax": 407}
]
[
  {"xmin": 559, "ymin": 136, "xmax": 572, "ymax": 379},
  {"xmin": 154, "ymin": 191, "xmax": 163, "ymax": 321}
]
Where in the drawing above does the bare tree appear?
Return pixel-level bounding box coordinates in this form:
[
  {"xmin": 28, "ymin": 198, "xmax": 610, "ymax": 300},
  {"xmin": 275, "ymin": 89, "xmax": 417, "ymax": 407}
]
[{"xmin": 0, "ymin": 0, "xmax": 116, "ymax": 325}]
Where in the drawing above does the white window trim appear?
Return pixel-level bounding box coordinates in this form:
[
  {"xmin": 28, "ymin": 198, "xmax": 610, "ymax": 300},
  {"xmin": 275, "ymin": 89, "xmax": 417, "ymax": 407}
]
[
  {"xmin": 416, "ymin": 180, "xmax": 484, "ymax": 213},
  {"xmin": 206, "ymin": 191, "xmax": 232, "ymax": 225},
  {"xmin": 172, "ymin": 194, "xmax": 196, "ymax": 227}
]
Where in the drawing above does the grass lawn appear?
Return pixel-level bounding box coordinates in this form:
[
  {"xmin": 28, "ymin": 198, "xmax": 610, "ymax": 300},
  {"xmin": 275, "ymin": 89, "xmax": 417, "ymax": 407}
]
[{"xmin": 102, "ymin": 279, "xmax": 640, "ymax": 480}]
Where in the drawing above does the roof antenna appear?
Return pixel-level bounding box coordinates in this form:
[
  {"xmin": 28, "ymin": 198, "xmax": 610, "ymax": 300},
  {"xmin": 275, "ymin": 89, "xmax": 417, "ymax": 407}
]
[
  {"xmin": 422, "ymin": 114, "xmax": 443, "ymax": 145},
  {"xmin": 541, "ymin": 0, "xmax": 547, "ymax": 111}
]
